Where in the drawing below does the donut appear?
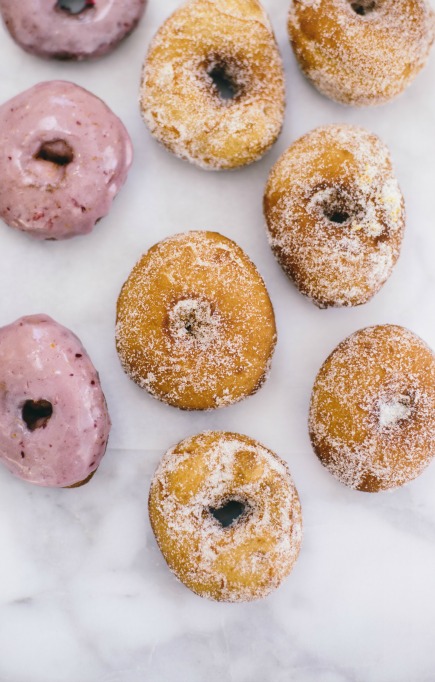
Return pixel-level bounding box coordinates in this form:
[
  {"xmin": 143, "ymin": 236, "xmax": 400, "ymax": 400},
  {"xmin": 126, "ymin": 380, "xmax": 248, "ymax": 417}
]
[
  {"xmin": 0, "ymin": 315, "xmax": 111, "ymax": 488},
  {"xmin": 149, "ymin": 431, "xmax": 303, "ymax": 602},
  {"xmin": 309, "ymin": 325, "xmax": 435, "ymax": 492},
  {"xmin": 0, "ymin": 0, "xmax": 146, "ymax": 61},
  {"xmin": 140, "ymin": 0, "xmax": 285, "ymax": 170},
  {"xmin": 0, "ymin": 81, "xmax": 133, "ymax": 240},
  {"xmin": 288, "ymin": 0, "xmax": 435, "ymax": 106},
  {"xmin": 116, "ymin": 231, "xmax": 276, "ymax": 410},
  {"xmin": 264, "ymin": 125, "xmax": 405, "ymax": 308}
]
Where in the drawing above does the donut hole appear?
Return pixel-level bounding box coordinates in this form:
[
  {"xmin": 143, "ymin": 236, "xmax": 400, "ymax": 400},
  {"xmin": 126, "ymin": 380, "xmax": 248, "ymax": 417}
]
[
  {"xmin": 209, "ymin": 500, "xmax": 247, "ymax": 528},
  {"xmin": 348, "ymin": 0, "xmax": 377, "ymax": 16},
  {"xmin": 22, "ymin": 400, "xmax": 53, "ymax": 431},
  {"xmin": 204, "ymin": 56, "xmax": 245, "ymax": 104},
  {"xmin": 208, "ymin": 64, "xmax": 238, "ymax": 101},
  {"xmin": 56, "ymin": 0, "xmax": 95, "ymax": 15},
  {"xmin": 35, "ymin": 140, "xmax": 74, "ymax": 167},
  {"xmin": 168, "ymin": 299, "xmax": 219, "ymax": 345},
  {"xmin": 323, "ymin": 198, "xmax": 354, "ymax": 226},
  {"xmin": 378, "ymin": 394, "xmax": 413, "ymax": 429},
  {"xmin": 328, "ymin": 210, "xmax": 351, "ymax": 225},
  {"xmin": 312, "ymin": 187, "xmax": 363, "ymax": 227}
]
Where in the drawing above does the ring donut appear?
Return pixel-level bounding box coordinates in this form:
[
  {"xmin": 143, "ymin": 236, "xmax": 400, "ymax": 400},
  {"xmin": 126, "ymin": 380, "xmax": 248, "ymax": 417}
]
[
  {"xmin": 0, "ymin": 81, "xmax": 133, "ymax": 240},
  {"xmin": 288, "ymin": 0, "xmax": 435, "ymax": 105},
  {"xmin": 149, "ymin": 431, "xmax": 303, "ymax": 602},
  {"xmin": 0, "ymin": 0, "xmax": 147, "ymax": 61},
  {"xmin": 0, "ymin": 315, "xmax": 111, "ymax": 488},
  {"xmin": 264, "ymin": 124, "xmax": 405, "ymax": 308},
  {"xmin": 309, "ymin": 325, "xmax": 435, "ymax": 492},
  {"xmin": 116, "ymin": 231, "xmax": 277, "ymax": 410},
  {"xmin": 140, "ymin": 0, "xmax": 285, "ymax": 169}
]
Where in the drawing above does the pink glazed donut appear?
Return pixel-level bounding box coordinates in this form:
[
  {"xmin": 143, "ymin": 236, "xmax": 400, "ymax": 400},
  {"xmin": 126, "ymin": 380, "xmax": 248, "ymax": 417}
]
[
  {"xmin": 0, "ymin": 315, "xmax": 111, "ymax": 488},
  {"xmin": 0, "ymin": 0, "xmax": 147, "ymax": 61},
  {"xmin": 0, "ymin": 81, "xmax": 133, "ymax": 240}
]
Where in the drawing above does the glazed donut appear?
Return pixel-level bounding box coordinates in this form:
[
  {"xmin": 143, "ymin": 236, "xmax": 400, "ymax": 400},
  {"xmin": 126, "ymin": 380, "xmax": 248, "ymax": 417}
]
[
  {"xmin": 264, "ymin": 125, "xmax": 405, "ymax": 308},
  {"xmin": 0, "ymin": 315, "xmax": 111, "ymax": 488},
  {"xmin": 140, "ymin": 0, "xmax": 285, "ymax": 170},
  {"xmin": 309, "ymin": 325, "xmax": 435, "ymax": 492},
  {"xmin": 149, "ymin": 431, "xmax": 303, "ymax": 602},
  {"xmin": 0, "ymin": 0, "xmax": 146, "ymax": 61},
  {"xmin": 288, "ymin": 0, "xmax": 435, "ymax": 106},
  {"xmin": 0, "ymin": 81, "xmax": 132, "ymax": 240},
  {"xmin": 116, "ymin": 231, "xmax": 276, "ymax": 410}
]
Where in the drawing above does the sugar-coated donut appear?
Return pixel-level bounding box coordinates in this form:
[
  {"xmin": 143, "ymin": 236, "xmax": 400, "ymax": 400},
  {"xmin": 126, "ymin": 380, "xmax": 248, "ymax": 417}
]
[
  {"xmin": 149, "ymin": 431, "xmax": 303, "ymax": 602},
  {"xmin": 0, "ymin": 81, "xmax": 133, "ymax": 240},
  {"xmin": 309, "ymin": 325, "xmax": 435, "ymax": 492},
  {"xmin": 140, "ymin": 0, "xmax": 285, "ymax": 170},
  {"xmin": 264, "ymin": 125, "xmax": 405, "ymax": 308},
  {"xmin": 0, "ymin": 315, "xmax": 111, "ymax": 488},
  {"xmin": 116, "ymin": 231, "xmax": 276, "ymax": 410},
  {"xmin": 288, "ymin": 0, "xmax": 435, "ymax": 106},
  {"xmin": 0, "ymin": 0, "xmax": 146, "ymax": 61}
]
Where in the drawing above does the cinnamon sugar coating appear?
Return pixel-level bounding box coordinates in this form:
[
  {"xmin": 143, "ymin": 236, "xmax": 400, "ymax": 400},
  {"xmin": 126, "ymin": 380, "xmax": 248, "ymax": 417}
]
[
  {"xmin": 264, "ymin": 125, "xmax": 405, "ymax": 308},
  {"xmin": 149, "ymin": 431, "xmax": 303, "ymax": 602},
  {"xmin": 288, "ymin": 0, "xmax": 435, "ymax": 106},
  {"xmin": 116, "ymin": 231, "xmax": 276, "ymax": 410},
  {"xmin": 140, "ymin": 0, "xmax": 285, "ymax": 169},
  {"xmin": 309, "ymin": 325, "xmax": 435, "ymax": 492}
]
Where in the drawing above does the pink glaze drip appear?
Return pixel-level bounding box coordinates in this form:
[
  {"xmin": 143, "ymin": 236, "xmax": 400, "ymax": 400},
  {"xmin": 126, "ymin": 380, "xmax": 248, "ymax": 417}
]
[
  {"xmin": 0, "ymin": 315, "xmax": 111, "ymax": 488},
  {"xmin": 0, "ymin": 0, "xmax": 147, "ymax": 61},
  {"xmin": 0, "ymin": 80, "xmax": 133, "ymax": 240}
]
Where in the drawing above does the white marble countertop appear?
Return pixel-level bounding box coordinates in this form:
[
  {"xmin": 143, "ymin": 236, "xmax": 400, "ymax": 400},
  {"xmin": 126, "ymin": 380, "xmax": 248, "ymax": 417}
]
[{"xmin": 1, "ymin": 2, "xmax": 435, "ymax": 681}]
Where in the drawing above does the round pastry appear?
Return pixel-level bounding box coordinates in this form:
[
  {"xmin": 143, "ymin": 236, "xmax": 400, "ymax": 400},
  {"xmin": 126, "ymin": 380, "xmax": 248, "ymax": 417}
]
[
  {"xmin": 0, "ymin": 81, "xmax": 133, "ymax": 240},
  {"xmin": 0, "ymin": 0, "xmax": 147, "ymax": 61},
  {"xmin": 309, "ymin": 325, "xmax": 435, "ymax": 492},
  {"xmin": 149, "ymin": 431, "xmax": 303, "ymax": 602},
  {"xmin": 140, "ymin": 0, "xmax": 285, "ymax": 170},
  {"xmin": 116, "ymin": 231, "xmax": 276, "ymax": 410},
  {"xmin": 264, "ymin": 124, "xmax": 405, "ymax": 308},
  {"xmin": 0, "ymin": 315, "xmax": 111, "ymax": 488},
  {"xmin": 288, "ymin": 0, "xmax": 435, "ymax": 106}
]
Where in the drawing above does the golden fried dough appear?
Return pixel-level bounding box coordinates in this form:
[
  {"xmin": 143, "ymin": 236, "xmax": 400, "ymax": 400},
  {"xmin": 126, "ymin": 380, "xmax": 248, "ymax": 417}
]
[
  {"xmin": 309, "ymin": 325, "xmax": 435, "ymax": 492},
  {"xmin": 288, "ymin": 0, "xmax": 435, "ymax": 106},
  {"xmin": 264, "ymin": 125, "xmax": 405, "ymax": 308},
  {"xmin": 149, "ymin": 431, "xmax": 303, "ymax": 601},
  {"xmin": 116, "ymin": 231, "xmax": 276, "ymax": 410},
  {"xmin": 141, "ymin": 0, "xmax": 285, "ymax": 169}
]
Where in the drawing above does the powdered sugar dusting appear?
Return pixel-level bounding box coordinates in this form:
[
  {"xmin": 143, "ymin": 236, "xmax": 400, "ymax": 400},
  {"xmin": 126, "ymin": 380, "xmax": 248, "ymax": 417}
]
[
  {"xmin": 288, "ymin": 0, "xmax": 435, "ymax": 106},
  {"xmin": 116, "ymin": 231, "xmax": 276, "ymax": 410},
  {"xmin": 140, "ymin": 0, "xmax": 285, "ymax": 170},
  {"xmin": 149, "ymin": 431, "xmax": 303, "ymax": 602},
  {"xmin": 264, "ymin": 124, "xmax": 405, "ymax": 308},
  {"xmin": 379, "ymin": 395, "xmax": 413, "ymax": 428},
  {"xmin": 168, "ymin": 299, "xmax": 220, "ymax": 348},
  {"xmin": 309, "ymin": 325, "xmax": 435, "ymax": 492}
]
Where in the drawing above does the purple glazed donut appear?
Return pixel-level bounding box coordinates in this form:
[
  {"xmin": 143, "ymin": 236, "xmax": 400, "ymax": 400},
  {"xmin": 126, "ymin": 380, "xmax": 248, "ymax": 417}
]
[
  {"xmin": 0, "ymin": 0, "xmax": 147, "ymax": 61},
  {"xmin": 0, "ymin": 80, "xmax": 133, "ymax": 240},
  {"xmin": 0, "ymin": 315, "xmax": 111, "ymax": 488}
]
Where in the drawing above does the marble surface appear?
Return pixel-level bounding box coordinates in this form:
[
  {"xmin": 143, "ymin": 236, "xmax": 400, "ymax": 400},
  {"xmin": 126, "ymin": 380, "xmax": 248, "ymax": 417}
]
[{"xmin": 0, "ymin": 1, "xmax": 435, "ymax": 681}]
